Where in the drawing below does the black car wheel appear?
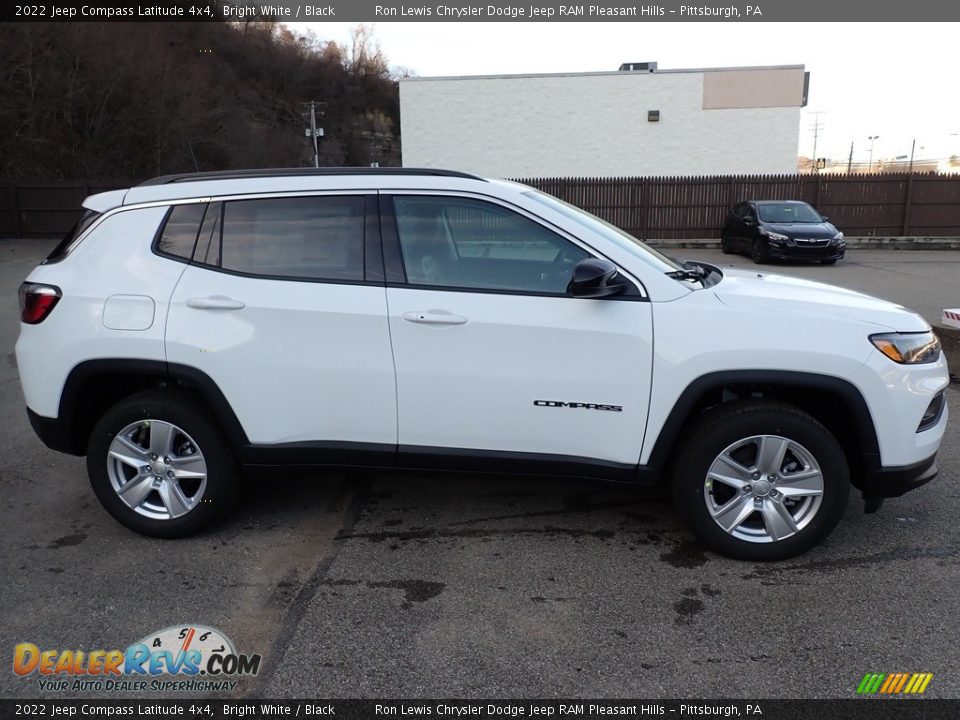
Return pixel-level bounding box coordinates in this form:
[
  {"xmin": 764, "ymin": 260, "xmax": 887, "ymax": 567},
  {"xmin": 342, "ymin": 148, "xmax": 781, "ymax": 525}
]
[
  {"xmin": 751, "ymin": 239, "xmax": 769, "ymax": 264},
  {"xmin": 720, "ymin": 235, "xmax": 734, "ymax": 255}
]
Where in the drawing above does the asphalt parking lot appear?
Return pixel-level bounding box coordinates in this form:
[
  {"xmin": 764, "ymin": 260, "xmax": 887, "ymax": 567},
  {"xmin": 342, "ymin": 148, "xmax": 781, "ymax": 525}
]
[{"xmin": 1, "ymin": 239, "xmax": 958, "ymax": 700}]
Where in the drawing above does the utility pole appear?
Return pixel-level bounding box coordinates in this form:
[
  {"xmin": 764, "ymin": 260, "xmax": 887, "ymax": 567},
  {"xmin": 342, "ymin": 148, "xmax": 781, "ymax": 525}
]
[
  {"xmin": 908, "ymin": 138, "xmax": 917, "ymax": 174},
  {"xmin": 302, "ymin": 101, "xmax": 327, "ymax": 168},
  {"xmin": 846, "ymin": 141, "xmax": 854, "ymax": 175},
  {"xmin": 867, "ymin": 135, "xmax": 880, "ymax": 172},
  {"xmin": 808, "ymin": 111, "xmax": 826, "ymax": 173}
]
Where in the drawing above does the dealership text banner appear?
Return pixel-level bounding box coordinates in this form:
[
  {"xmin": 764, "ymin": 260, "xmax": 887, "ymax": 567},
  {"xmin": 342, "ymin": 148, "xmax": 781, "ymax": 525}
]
[{"xmin": 4, "ymin": 0, "xmax": 959, "ymax": 22}]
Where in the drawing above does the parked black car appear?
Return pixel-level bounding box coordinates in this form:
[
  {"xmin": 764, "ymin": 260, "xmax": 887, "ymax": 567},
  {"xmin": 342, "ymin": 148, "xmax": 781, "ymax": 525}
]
[{"xmin": 721, "ymin": 200, "xmax": 846, "ymax": 264}]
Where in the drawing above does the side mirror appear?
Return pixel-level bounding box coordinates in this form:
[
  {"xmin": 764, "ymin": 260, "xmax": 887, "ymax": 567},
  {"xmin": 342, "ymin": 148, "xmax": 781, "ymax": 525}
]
[
  {"xmin": 567, "ymin": 258, "xmax": 627, "ymax": 298},
  {"xmin": 821, "ymin": 214, "xmax": 830, "ymax": 221}
]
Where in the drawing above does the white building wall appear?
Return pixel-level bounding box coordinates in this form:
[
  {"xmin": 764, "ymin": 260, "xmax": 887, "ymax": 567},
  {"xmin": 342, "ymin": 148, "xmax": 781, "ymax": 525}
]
[{"xmin": 400, "ymin": 71, "xmax": 801, "ymax": 178}]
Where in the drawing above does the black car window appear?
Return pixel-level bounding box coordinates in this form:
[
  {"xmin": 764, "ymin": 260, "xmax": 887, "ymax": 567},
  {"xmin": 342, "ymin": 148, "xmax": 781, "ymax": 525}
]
[
  {"xmin": 218, "ymin": 196, "xmax": 365, "ymax": 282},
  {"xmin": 45, "ymin": 208, "xmax": 102, "ymax": 263},
  {"xmin": 393, "ymin": 195, "xmax": 589, "ymax": 294},
  {"xmin": 194, "ymin": 202, "xmax": 223, "ymax": 267},
  {"xmin": 758, "ymin": 202, "xmax": 823, "ymax": 224},
  {"xmin": 155, "ymin": 203, "xmax": 207, "ymax": 261}
]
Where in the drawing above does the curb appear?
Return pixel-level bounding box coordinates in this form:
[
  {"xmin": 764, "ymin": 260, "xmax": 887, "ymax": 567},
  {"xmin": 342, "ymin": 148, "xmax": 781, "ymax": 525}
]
[{"xmin": 647, "ymin": 237, "xmax": 960, "ymax": 251}]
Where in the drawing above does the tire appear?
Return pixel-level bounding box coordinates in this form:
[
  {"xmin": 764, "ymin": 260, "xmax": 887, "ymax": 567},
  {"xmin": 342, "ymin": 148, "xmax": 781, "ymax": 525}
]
[
  {"xmin": 751, "ymin": 239, "xmax": 769, "ymax": 264},
  {"xmin": 86, "ymin": 389, "xmax": 238, "ymax": 538},
  {"xmin": 820, "ymin": 259, "xmax": 838, "ymax": 265},
  {"xmin": 671, "ymin": 400, "xmax": 849, "ymax": 561},
  {"xmin": 720, "ymin": 235, "xmax": 734, "ymax": 255}
]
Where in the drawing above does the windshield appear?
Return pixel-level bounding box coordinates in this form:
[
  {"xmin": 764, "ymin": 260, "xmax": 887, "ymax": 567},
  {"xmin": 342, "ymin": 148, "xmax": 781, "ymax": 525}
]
[
  {"xmin": 522, "ymin": 190, "xmax": 683, "ymax": 273},
  {"xmin": 757, "ymin": 202, "xmax": 823, "ymax": 224}
]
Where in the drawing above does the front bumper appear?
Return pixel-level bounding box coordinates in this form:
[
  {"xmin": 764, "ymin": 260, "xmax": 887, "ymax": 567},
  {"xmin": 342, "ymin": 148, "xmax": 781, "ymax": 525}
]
[
  {"xmin": 861, "ymin": 453, "xmax": 938, "ymax": 499},
  {"xmin": 768, "ymin": 242, "xmax": 845, "ymax": 261}
]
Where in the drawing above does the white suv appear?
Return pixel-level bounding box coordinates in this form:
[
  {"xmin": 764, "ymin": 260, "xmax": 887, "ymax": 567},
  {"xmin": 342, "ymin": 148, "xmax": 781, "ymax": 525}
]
[{"xmin": 15, "ymin": 169, "xmax": 950, "ymax": 560}]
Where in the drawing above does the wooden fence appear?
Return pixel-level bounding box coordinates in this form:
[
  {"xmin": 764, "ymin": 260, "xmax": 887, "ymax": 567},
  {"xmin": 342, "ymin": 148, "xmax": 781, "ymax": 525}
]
[
  {"xmin": 2, "ymin": 173, "xmax": 960, "ymax": 240},
  {"xmin": 520, "ymin": 173, "xmax": 960, "ymax": 239},
  {"xmin": 0, "ymin": 183, "xmax": 129, "ymax": 239}
]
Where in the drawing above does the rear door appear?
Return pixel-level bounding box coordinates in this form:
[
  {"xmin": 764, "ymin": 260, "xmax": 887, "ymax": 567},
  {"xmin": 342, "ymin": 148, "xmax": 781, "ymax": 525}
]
[
  {"xmin": 381, "ymin": 192, "xmax": 653, "ymax": 471},
  {"xmin": 165, "ymin": 193, "xmax": 396, "ymax": 455}
]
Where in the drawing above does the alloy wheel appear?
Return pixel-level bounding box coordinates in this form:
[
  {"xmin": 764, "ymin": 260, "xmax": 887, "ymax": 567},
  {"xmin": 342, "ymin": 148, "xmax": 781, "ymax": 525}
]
[
  {"xmin": 106, "ymin": 419, "xmax": 208, "ymax": 520},
  {"xmin": 703, "ymin": 434, "xmax": 824, "ymax": 543}
]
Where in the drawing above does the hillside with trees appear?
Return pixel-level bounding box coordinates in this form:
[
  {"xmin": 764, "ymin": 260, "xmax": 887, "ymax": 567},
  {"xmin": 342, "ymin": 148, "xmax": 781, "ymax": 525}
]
[{"xmin": 0, "ymin": 20, "xmax": 400, "ymax": 182}]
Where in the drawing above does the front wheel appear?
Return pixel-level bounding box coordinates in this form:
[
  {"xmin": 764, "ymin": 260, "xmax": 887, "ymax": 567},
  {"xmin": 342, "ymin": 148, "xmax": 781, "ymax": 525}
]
[
  {"xmin": 87, "ymin": 389, "xmax": 238, "ymax": 537},
  {"xmin": 751, "ymin": 239, "xmax": 770, "ymax": 264},
  {"xmin": 720, "ymin": 234, "xmax": 734, "ymax": 255},
  {"xmin": 671, "ymin": 400, "xmax": 849, "ymax": 561}
]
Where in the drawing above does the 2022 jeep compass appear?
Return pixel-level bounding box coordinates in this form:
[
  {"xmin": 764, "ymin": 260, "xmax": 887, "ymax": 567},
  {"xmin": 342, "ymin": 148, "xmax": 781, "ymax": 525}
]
[{"xmin": 15, "ymin": 168, "xmax": 950, "ymax": 560}]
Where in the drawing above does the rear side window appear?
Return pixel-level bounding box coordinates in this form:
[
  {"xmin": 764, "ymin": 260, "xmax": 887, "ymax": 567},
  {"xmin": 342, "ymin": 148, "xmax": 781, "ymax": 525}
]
[
  {"xmin": 45, "ymin": 209, "xmax": 102, "ymax": 263},
  {"xmin": 219, "ymin": 196, "xmax": 365, "ymax": 282},
  {"xmin": 155, "ymin": 203, "xmax": 207, "ymax": 261}
]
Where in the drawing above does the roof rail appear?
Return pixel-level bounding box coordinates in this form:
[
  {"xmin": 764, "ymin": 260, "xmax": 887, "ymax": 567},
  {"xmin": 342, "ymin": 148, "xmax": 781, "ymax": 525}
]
[{"xmin": 138, "ymin": 167, "xmax": 486, "ymax": 186}]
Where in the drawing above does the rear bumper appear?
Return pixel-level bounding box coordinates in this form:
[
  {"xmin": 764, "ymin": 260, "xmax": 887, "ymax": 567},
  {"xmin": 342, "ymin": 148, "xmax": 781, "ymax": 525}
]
[
  {"xmin": 26, "ymin": 407, "xmax": 82, "ymax": 456},
  {"xmin": 862, "ymin": 453, "xmax": 938, "ymax": 498}
]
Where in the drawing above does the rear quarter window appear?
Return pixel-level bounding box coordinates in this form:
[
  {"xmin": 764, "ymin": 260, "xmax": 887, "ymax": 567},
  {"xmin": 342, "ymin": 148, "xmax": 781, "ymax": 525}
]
[
  {"xmin": 44, "ymin": 209, "xmax": 102, "ymax": 264},
  {"xmin": 154, "ymin": 203, "xmax": 208, "ymax": 261}
]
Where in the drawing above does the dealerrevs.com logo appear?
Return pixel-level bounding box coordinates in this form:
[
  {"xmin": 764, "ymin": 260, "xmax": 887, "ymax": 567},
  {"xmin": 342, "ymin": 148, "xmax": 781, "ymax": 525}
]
[{"xmin": 13, "ymin": 625, "xmax": 261, "ymax": 692}]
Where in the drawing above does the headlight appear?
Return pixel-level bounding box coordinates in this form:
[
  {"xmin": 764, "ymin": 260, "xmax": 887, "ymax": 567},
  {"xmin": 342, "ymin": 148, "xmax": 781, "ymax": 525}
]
[
  {"xmin": 765, "ymin": 231, "xmax": 790, "ymax": 242},
  {"xmin": 869, "ymin": 331, "xmax": 941, "ymax": 364},
  {"xmin": 833, "ymin": 231, "xmax": 844, "ymax": 240}
]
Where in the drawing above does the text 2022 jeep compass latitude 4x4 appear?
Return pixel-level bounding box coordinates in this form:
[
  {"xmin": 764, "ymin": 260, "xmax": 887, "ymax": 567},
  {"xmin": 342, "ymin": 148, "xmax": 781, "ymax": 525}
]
[{"xmin": 15, "ymin": 168, "xmax": 950, "ymax": 560}]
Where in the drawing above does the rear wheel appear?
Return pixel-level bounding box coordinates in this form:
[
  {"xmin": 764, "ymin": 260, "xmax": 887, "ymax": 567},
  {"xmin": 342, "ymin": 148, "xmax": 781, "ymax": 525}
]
[
  {"xmin": 751, "ymin": 239, "xmax": 769, "ymax": 264},
  {"xmin": 671, "ymin": 400, "xmax": 849, "ymax": 561},
  {"xmin": 87, "ymin": 390, "xmax": 238, "ymax": 537}
]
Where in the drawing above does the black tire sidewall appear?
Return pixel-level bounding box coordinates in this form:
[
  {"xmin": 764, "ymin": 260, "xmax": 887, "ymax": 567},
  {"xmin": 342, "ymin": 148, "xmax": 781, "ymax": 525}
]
[
  {"xmin": 673, "ymin": 403, "xmax": 850, "ymax": 561},
  {"xmin": 86, "ymin": 391, "xmax": 237, "ymax": 538}
]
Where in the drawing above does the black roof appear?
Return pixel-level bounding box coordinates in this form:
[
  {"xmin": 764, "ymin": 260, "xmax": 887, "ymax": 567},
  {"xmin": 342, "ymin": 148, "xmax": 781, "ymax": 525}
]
[{"xmin": 138, "ymin": 167, "xmax": 485, "ymax": 186}]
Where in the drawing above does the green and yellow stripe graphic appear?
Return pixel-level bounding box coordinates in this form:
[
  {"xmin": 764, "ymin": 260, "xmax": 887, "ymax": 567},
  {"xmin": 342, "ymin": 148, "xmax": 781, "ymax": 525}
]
[{"xmin": 857, "ymin": 672, "xmax": 933, "ymax": 695}]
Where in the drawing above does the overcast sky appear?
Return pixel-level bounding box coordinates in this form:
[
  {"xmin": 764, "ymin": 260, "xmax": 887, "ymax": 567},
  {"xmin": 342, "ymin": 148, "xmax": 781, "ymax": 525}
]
[{"xmin": 288, "ymin": 22, "xmax": 960, "ymax": 164}]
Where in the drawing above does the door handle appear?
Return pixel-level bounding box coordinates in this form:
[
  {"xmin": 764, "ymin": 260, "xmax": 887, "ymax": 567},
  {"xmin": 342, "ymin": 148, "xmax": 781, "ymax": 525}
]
[
  {"xmin": 186, "ymin": 296, "xmax": 246, "ymax": 310},
  {"xmin": 402, "ymin": 310, "xmax": 468, "ymax": 325}
]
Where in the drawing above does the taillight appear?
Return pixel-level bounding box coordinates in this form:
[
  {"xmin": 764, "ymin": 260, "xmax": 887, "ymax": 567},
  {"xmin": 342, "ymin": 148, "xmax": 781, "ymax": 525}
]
[{"xmin": 19, "ymin": 282, "xmax": 62, "ymax": 324}]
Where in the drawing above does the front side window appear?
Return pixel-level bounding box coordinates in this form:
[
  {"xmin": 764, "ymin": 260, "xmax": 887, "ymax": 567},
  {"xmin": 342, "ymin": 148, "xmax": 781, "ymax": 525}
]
[
  {"xmin": 218, "ymin": 196, "xmax": 365, "ymax": 281},
  {"xmin": 393, "ymin": 195, "xmax": 589, "ymax": 294}
]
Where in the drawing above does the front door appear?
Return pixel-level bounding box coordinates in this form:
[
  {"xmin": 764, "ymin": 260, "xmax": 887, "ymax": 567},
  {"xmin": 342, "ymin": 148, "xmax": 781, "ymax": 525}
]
[{"xmin": 382, "ymin": 193, "xmax": 653, "ymax": 468}]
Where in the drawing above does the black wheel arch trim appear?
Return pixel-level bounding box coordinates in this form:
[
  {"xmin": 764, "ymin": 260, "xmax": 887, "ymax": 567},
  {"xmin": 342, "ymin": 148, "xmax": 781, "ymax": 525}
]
[
  {"xmin": 643, "ymin": 370, "xmax": 882, "ymax": 481},
  {"xmin": 43, "ymin": 359, "xmax": 249, "ymax": 455}
]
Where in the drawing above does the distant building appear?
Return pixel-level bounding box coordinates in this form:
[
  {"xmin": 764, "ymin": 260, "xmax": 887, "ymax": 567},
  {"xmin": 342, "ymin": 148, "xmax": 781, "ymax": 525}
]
[{"xmin": 400, "ymin": 64, "xmax": 808, "ymax": 178}]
